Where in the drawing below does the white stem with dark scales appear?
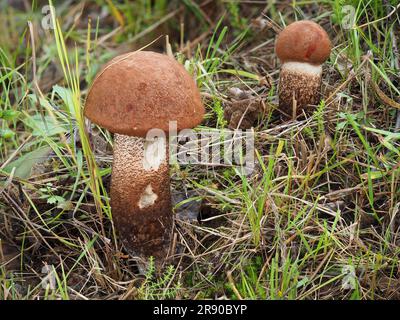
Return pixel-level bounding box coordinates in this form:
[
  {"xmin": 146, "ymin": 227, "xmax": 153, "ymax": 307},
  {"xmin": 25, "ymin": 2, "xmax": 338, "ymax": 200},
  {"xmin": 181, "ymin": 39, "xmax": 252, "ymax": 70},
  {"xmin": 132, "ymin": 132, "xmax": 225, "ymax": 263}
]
[
  {"xmin": 110, "ymin": 134, "xmax": 172, "ymax": 263},
  {"xmin": 278, "ymin": 62, "xmax": 323, "ymax": 116}
]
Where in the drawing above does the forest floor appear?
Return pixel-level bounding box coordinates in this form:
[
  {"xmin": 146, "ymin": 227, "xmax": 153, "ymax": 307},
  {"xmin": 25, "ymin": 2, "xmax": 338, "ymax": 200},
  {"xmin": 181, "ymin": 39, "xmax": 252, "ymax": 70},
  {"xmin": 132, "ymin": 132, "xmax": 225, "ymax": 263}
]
[{"xmin": 0, "ymin": 0, "xmax": 400, "ymax": 300}]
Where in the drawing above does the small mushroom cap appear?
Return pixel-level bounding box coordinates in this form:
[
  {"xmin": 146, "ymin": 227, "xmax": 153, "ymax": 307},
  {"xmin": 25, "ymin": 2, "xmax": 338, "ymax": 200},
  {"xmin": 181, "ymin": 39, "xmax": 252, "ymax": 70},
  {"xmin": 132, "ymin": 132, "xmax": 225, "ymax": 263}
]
[
  {"xmin": 84, "ymin": 51, "xmax": 205, "ymax": 137},
  {"xmin": 275, "ymin": 20, "xmax": 331, "ymax": 65}
]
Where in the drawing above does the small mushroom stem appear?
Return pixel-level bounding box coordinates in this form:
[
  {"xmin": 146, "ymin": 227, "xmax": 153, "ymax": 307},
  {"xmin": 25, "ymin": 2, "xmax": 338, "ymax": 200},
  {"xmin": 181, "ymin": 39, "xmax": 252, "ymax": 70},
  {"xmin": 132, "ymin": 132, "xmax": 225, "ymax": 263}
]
[
  {"xmin": 278, "ymin": 62, "xmax": 323, "ymax": 116},
  {"xmin": 110, "ymin": 134, "xmax": 172, "ymax": 264}
]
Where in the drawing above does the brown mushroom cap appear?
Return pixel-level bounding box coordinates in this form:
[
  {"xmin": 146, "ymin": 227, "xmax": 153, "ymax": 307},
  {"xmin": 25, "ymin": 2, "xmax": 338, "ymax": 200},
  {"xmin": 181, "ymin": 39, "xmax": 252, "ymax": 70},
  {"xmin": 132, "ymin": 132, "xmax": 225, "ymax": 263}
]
[
  {"xmin": 84, "ymin": 51, "xmax": 205, "ymax": 137},
  {"xmin": 275, "ymin": 20, "xmax": 331, "ymax": 65}
]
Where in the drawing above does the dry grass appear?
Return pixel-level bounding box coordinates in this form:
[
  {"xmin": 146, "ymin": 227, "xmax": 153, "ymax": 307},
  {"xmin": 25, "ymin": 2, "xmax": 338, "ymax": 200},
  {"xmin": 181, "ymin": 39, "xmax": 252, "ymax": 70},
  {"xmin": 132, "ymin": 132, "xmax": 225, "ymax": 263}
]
[{"xmin": 0, "ymin": 0, "xmax": 399, "ymax": 300}]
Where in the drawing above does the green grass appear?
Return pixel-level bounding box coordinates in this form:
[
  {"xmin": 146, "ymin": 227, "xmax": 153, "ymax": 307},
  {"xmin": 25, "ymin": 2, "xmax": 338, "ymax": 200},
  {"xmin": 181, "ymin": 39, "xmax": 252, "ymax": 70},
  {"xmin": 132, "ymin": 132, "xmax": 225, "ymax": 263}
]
[{"xmin": 1, "ymin": 0, "xmax": 399, "ymax": 300}]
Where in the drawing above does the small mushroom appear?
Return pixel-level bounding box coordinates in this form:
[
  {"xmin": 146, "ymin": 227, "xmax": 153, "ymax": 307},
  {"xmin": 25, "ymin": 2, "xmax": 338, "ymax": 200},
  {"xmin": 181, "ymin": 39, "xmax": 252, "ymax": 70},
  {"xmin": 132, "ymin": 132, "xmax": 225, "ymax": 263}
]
[
  {"xmin": 275, "ymin": 20, "xmax": 331, "ymax": 116},
  {"xmin": 84, "ymin": 51, "xmax": 204, "ymax": 264}
]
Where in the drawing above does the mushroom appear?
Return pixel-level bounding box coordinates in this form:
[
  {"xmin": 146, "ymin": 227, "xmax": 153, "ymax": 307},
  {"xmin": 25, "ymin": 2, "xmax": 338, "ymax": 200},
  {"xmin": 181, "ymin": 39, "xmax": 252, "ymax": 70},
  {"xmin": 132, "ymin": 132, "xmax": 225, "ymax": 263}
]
[
  {"xmin": 84, "ymin": 51, "xmax": 204, "ymax": 263},
  {"xmin": 0, "ymin": 240, "xmax": 19, "ymax": 272},
  {"xmin": 275, "ymin": 20, "xmax": 331, "ymax": 116}
]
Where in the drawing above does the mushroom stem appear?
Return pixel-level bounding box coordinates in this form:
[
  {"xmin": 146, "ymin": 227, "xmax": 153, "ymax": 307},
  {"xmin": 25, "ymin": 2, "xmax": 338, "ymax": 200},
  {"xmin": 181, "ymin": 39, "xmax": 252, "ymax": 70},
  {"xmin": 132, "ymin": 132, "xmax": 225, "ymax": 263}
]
[
  {"xmin": 278, "ymin": 62, "xmax": 323, "ymax": 116},
  {"xmin": 110, "ymin": 134, "xmax": 172, "ymax": 263}
]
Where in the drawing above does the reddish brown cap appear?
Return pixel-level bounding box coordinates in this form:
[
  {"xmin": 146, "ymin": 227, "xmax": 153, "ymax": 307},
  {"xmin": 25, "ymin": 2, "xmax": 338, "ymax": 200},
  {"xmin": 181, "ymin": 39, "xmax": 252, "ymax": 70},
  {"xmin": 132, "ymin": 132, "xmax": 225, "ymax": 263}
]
[
  {"xmin": 275, "ymin": 20, "xmax": 331, "ymax": 65},
  {"xmin": 84, "ymin": 51, "xmax": 205, "ymax": 137}
]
